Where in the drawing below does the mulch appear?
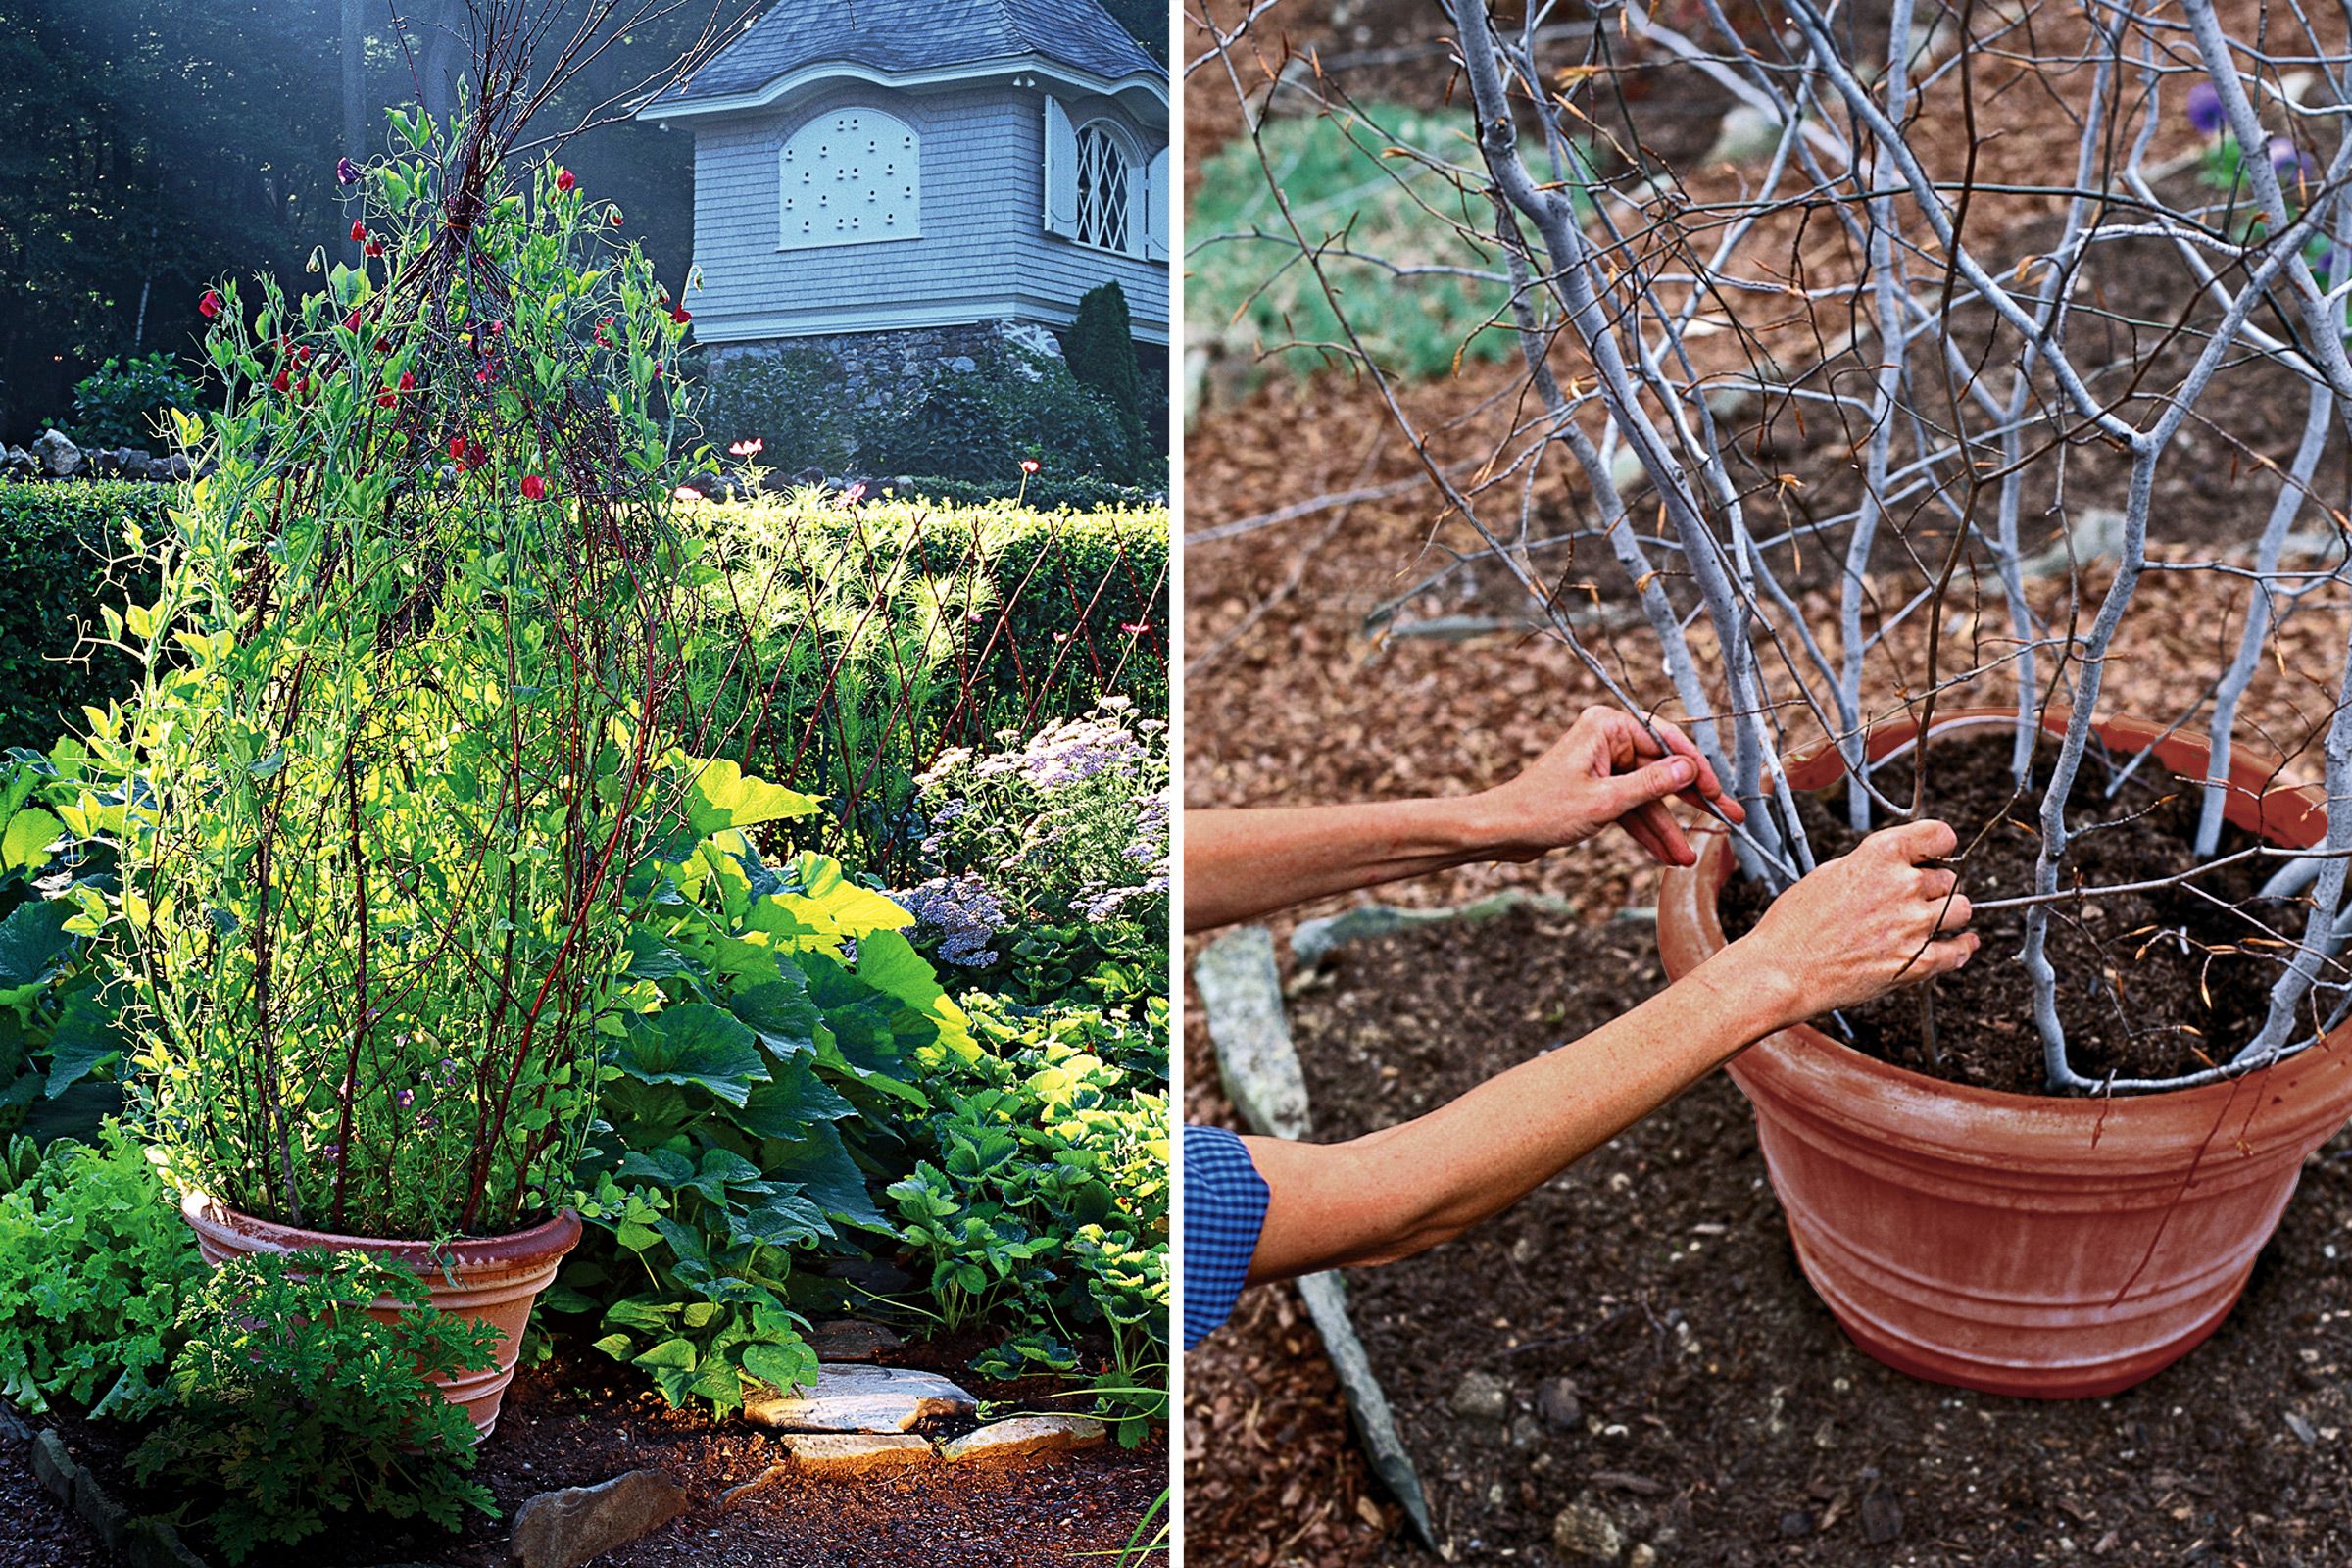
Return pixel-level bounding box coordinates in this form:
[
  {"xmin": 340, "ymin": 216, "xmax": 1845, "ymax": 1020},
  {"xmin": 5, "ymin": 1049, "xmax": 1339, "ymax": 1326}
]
[
  {"xmin": 0, "ymin": 1334, "xmax": 1165, "ymax": 1568},
  {"xmin": 1272, "ymin": 903, "xmax": 2352, "ymax": 1566}
]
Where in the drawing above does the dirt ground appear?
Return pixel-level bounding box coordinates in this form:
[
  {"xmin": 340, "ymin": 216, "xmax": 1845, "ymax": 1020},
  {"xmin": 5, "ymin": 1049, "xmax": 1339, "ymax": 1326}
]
[
  {"xmin": 3, "ymin": 1334, "xmax": 1165, "ymax": 1568},
  {"xmin": 1286, "ymin": 905, "xmax": 2352, "ymax": 1567}
]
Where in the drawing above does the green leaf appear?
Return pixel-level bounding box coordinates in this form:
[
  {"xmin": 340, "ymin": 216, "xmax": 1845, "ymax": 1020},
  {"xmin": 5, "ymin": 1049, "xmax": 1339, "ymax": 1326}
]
[
  {"xmin": 1, "ymin": 808, "xmax": 61, "ymax": 874},
  {"xmin": 728, "ymin": 975, "xmax": 817, "ymax": 1060},
  {"xmin": 0, "ymin": 901, "xmax": 75, "ymax": 990},
  {"xmin": 611, "ymin": 1004, "xmax": 769, "ymax": 1107},
  {"xmin": 733, "ymin": 1057, "xmax": 856, "ymax": 1140},
  {"xmin": 728, "ymin": 1184, "xmax": 829, "ymax": 1250},
  {"xmin": 633, "ymin": 1337, "xmax": 699, "ymax": 1372},
  {"xmin": 739, "ymin": 1338, "xmax": 817, "ymax": 1395},
  {"xmin": 42, "ymin": 991, "xmax": 122, "ymax": 1098},
  {"xmin": 764, "ymin": 1120, "xmax": 887, "ymax": 1234},
  {"xmin": 685, "ymin": 760, "xmax": 821, "ymax": 836}
]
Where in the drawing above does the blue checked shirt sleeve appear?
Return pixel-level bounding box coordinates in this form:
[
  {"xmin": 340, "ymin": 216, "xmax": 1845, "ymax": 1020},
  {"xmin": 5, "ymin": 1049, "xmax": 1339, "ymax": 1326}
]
[{"xmin": 1183, "ymin": 1123, "xmax": 1270, "ymax": 1350}]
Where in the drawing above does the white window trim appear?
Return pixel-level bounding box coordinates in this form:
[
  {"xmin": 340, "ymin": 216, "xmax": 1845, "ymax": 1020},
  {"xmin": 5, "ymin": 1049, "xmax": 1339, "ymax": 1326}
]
[
  {"xmin": 1067, "ymin": 116, "xmax": 1156, "ymax": 262},
  {"xmin": 776, "ymin": 105, "xmax": 922, "ymax": 253}
]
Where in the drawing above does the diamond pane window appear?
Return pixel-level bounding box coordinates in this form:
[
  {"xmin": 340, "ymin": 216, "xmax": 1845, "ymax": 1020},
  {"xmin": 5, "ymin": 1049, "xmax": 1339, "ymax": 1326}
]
[{"xmin": 1074, "ymin": 124, "xmax": 1131, "ymax": 254}]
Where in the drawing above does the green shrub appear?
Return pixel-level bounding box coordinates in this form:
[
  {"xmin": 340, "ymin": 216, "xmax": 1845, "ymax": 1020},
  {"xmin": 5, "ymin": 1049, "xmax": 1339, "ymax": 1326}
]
[
  {"xmin": 0, "ymin": 482, "xmax": 165, "ymax": 752},
  {"xmin": 890, "ymin": 991, "xmax": 1169, "ymax": 1445},
  {"xmin": 679, "ymin": 494, "xmax": 1167, "ymax": 876},
  {"xmin": 561, "ymin": 785, "xmax": 973, "ymax": 1417},
  {"xmin": 857, "ymin": 347, "xmax": 1132, "ymax": 480},
  {"xmin": 697, "ymin": 346, "xmax": 858, "ymax": 474},
  {"xmin": 67, "ymin": 354, "xmax": 204, "ymax": 449},
  {"xmin": 1063, "ymin": 283, "xmax": 1148, "ymax": 478},
  {"xmin": 127, "ymin": 1247, "xmax": 500, "ymax": 1563},
  {"xmin": 0, "ymin": 1122, "xmax": 202, "ymax": 1415},
  {"xmin": 877, "ymin": 474, "xmax": 1165, "ymax": 511},
  {"xmin": 1189, "ymin": 102, "xmax": 1553, "ymax": 382}
]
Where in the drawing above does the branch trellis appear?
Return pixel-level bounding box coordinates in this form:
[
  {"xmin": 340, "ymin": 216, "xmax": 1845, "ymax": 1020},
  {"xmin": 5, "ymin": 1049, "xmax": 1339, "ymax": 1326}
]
[{"xmin": 1189, "ymin": 0, "xmax": 2352, "ymax": 1092}]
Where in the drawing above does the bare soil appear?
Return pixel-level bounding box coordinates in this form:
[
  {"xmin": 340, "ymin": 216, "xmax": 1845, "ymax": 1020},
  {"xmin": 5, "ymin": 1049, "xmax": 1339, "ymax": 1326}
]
[
  {"xmin": 1720, "ymin": 730, "xmax": 2278, "ymax": 1095},
  {"xmin": 1286, "ymin": 904, "xmax": 2352, "ymax": 1566},
  {"xmin": 1, "ymin": 1332, "xmax": 1165, "ymax": 1568}
]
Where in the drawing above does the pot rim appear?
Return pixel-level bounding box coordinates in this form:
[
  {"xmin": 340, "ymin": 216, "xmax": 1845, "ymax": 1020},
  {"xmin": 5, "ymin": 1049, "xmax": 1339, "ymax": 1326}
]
[
  {"xmin": 180, "ymin": 1188, "xmax": 582, "ymax": 1268},
  {"xmin": 1666, "ymin": 707, "xmax": 2352, "ymax": 1130}
]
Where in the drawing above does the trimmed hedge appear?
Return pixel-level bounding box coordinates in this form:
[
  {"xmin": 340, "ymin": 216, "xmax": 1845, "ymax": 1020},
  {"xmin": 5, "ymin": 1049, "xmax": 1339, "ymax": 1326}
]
[
  {"xmin": 686, "ymin": 493, "xmax": 1169, "ymax": 875},
  {"xmin": 877, "ymin": 474, "xmax": 1166, "ymax": 513},
  {"xmin": 0, "ymin": 483, "xmax": 166, "ymax": 751}
]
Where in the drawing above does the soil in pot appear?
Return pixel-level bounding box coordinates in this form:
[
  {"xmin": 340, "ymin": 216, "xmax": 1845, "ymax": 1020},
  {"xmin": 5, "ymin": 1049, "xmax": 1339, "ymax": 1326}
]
[{"xmin": 1719, "ymin": 728, "xmax": 2278, "ymax": 1095}]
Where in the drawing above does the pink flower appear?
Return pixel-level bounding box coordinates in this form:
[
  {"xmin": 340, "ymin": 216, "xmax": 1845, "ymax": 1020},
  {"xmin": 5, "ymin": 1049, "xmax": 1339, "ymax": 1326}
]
[
  {"xmin": 671, "ymin": 306, "xmax": 691, "ymax": 325},
  {"xmin": 672, "ymin": 485, "xmax": 701, "ymax": 502},
  {"xmin": 350, "ymin": 220, "xmax": 367, "ymax": 243},
  {"xmin": 729, "ymin": 438, "xmax": 764, "ymax": 457},
  {"xmin": 555, "ymin": 167, "xmax": 575, "ymax": 193},
  {"xmin": 521, "ymin": 475, "xmax": 547, "ymax": 501},
  {"xmin": 1121, "ymin": 621, "xmax": 1152, "ymax": 636},
  {"xmin": 198, "ymin": 290, "xmax": 221, "ymax": 319},
  {"xmin": 1020, "ymin": 459, "xmax": 1041, "ymax": 474},
  {"xmin": 343, "ymin": 309, "xmax": 362, "ymax": 332}
]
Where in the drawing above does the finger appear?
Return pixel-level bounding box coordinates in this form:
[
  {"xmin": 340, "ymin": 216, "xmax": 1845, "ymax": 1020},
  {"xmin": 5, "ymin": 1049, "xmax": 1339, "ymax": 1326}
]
[
  {"xmin": 1936, "ymin": 893, "xmax": 1973, "ymax": 934},
  {"xmin": 1927, "ymin": 931, "xmax": 1981, "ymax": 975},
  {"xmin": 1620, "ymin": 810, "xmax": 1674, "ymax": 865},
  {"xmin": 1610, "ymin": 755, "xmax": 1699, "ymax": 811},
  {"xmin": 1881, "ymin": 817, "xmax": 1960, "ymax": 863},
  {"xmin": 1651, "ymin": 719, "xmax": 1731, "ymax": 808},
  {"xmin": 1628, "ymin": 799, "xmax": 1693, "ymax": 866},
  {"xmin": 1920, "ymin": 867, "xmax": 1958, "ymax": 900}
]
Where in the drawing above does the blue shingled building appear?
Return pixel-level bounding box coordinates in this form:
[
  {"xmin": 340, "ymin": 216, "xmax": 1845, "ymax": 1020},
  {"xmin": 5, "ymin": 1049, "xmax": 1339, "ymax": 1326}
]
[{"xmin": 638, "ymin": 0, "xmax": 1167, "ymax": 407}]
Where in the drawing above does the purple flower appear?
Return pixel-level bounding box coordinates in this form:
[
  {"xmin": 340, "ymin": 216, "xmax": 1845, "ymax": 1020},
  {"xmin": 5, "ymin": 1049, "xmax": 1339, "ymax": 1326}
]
[
  {"xmin": 2270, "ymin": 136, "xmax": 2316, "ymax": 180},
  {"xmin": 2186, "ymin": 81, "xmax": 2224, "ymax": 136},
  {"xmin": 336, "ymin": 156, "xmax": 363, "ymax": 185},
  {"xmin": 896, "ymin": 872, "xmax": 1008, "ymax": 966},
  {"xmin": 396, "ymin": 1089, "xmax": 415, "ymax": 1108}
]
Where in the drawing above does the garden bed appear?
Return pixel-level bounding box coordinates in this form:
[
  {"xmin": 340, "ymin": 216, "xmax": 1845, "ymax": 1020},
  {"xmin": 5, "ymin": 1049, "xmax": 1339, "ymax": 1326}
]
[
  {"xmin": 4, "ymin": 1332, "xmax": 1164, "ymax": 1568},
  {"xmin": 1285, "ymin": 903, "xmax": 2352, "ymax": 1564}
]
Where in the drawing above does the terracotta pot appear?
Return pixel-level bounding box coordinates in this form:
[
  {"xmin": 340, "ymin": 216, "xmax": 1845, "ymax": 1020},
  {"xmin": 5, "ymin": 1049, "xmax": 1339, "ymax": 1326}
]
[
  {"xmin": 1657, "ymin": 707, "xmax": 2352, "ymax": 1397},
  {"xmin": 180, "ymin": 1191, "xmax": 580, "ymax": 1439}
]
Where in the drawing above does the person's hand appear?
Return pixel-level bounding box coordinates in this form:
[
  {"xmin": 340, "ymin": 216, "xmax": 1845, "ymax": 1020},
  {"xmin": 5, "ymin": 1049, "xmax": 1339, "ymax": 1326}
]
[
  {"xmin": 1472, "ymin": 707, "xmax": 1744, "ymax": 866},
  {"xmin": 1734, "ymin": 818, "xmax": 1978, "ymax": 1021}
]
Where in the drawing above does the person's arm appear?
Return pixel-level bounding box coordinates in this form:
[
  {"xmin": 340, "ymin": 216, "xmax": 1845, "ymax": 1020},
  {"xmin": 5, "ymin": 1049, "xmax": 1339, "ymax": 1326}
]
[
  {"xmin": 1187, "ymin": 708, "xmax": 1744, "ymax": 931},
  {"xmin": 1242, "ymin": 818, "xmax": 1975, "ymax": 1283}
]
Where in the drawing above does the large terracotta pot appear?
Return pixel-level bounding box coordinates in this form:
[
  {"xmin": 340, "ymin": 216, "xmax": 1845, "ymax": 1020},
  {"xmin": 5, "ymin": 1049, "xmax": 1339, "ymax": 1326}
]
[
  {"xmin": 180, "ymin": 1191, "xmax": 580, "ymax": 1439},
  {"xmin": 1657, "ymin": 708, "xmax": 2352, "ymax": 1397}
]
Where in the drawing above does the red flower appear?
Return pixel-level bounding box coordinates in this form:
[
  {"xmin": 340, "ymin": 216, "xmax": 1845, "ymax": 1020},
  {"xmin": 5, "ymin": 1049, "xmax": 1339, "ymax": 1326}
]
[
  {"xmin": 376, "ymin": 370, "xmax": 415, "ymax": 409},
  {"xmin": 1020, "ymin": 459, "xmax": 1041, "ymax": 474},
  {"xmin": 271, "ymin": 369, "xmax": 290, "ymax": 393},
  {"xmin": 609, "ymin": 210, "xmax": 623, "ymax": 226},
  {"xmin": 350, "ymin": 220, "xmax": 367, "ymax": 243},
  {"xmin": 343, "ymin": 310, "xmax": 362, "ymax": 332},
  {"xmin": 199, "ymin": 290, "xmax": 221, "ymax": 319},
  {"xmin": 364, "ymin": 238, "xmax": 384, "ymax": 257},
  {"xmin": 521, "ymin": 475, "xmax": 547, "ymax": 501},
  {"xmin": 374, "ymin": 337, "xmax": 392, "ymax": 353},
  {"xmin": 555, "ymin": 167, "xmax": 575, "ymax": 193},
  {"xmin": 671, "ymin": 306, "xmax": 691, "ymax": 325},
  {"xmin": 448, "ymin": 435, "xmax": 466, "ymax": 460},
  {"xmin": 652, "ymin": 361, "xmax": 663, "ymax": 377}
]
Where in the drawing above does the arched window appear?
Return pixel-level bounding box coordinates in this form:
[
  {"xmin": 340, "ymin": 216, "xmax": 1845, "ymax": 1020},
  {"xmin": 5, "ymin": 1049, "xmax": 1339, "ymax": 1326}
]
[
  {"xmin": 778, "ymin": 107, "xmax": 919, "ymax": 251},
  {"xmin": 1073, "ymin": 122, "xmax": 1132, "ymax": 253}
]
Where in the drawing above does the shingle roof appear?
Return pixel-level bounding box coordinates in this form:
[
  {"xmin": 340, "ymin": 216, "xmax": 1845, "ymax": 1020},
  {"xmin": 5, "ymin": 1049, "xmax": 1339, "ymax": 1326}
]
[{"xmin": 647, "ymin": 0, "xmax": 1161, "ymax": 111}]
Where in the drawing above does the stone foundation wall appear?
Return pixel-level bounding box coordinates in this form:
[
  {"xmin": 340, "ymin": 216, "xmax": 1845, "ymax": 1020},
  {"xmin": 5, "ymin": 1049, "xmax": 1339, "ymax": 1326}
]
[{"xmin": 701, "ymin": 318, "xmax": 1064, "ymax": 411}]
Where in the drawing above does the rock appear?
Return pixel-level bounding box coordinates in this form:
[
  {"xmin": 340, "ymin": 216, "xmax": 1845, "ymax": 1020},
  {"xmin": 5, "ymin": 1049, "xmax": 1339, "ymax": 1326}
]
[
  {"xmin": 1628, "ymin": 1547, "xmax": 1658, "ymax": 1568},
  {"xmin": 2287, "ymin": 1409, "xmax": 2320, "ymax": 1446},
  {"xmin": 72, "ymin": 1466, "xmax": 129, "ymax": 1550},
  {"xmin": 1196, "ymin": 926, "xmax": 1311, "ymax": 1139},
  {"xmin": 1861, "ymin": 1491, "xmax": 1904, "ymax": 1545},
  {"xmin": 1779, "ymin": 1508, "xmax": 1814, "ymax": 1538},
  {"xmin": 28, "ymin": 1429, "xmax": 75, "ymax": 1500},
  {"xmin": 122, "ymin": 1515, "xmax": 210, "ymax": 1568},
  {"xmin": 0, "ymin": 1404, "xmax": 28, "ymax": 1445},
  {"xmin": 33, "ymin": 429, "xmax": 83, "ymax": 478},
  {"xmin": 509, "ymin": 1468, "xmax": 689, "ymax": 1568},
  {"xmin": 1704, "ymin": 102, "xmax": 1792, "ymax": 165},
  {"xmin": 944, "ymin": 355, "xmax": 978, "ymax": 373},
  {"xmin": 1510, "ymin": 1414, "xmax": 1544, "ymax": 1451},
  {"xmin": 1538, "ymin": 1377, "xmax": 1584, "ymax": 1431},
  {"xmin": 804, "ymin": 1318, "xmax": 905, "ymax": 1362},
  {"xmin": 0, "ymin": 446, "xmax": 34, "ymax": 477},
  {"xmin": 789, "ymin": 466, "xmax": 828, "ymax": 488},
  {"xmin": 938, "ymin": 1416, "xmax": 1106, "ymax": 1465},
  {"xmin": 781, "ymin": 1432, "xmax": 935, "ymax": 1475},
  {"xmin": 743, "ymin": 1363, "xmax": 976, "ymax": 1433},
  {"xmin": 1553, "ymin": 1502, "xmax": 1625, "ymax": 1561},
  {"xmin": 1448, "ymin": 1369, "xmax": 1510, "ymax": 1423}
]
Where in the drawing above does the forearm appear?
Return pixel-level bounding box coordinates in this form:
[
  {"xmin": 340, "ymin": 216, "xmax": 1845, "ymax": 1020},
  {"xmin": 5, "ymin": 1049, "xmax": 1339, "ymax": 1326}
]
[
  {"xmin": 1243, "ymin": 939, "xmax": 1800, "ymax": 1283},
  {"xmin": 1186, "ymin": 800, "xmax": 1509, "ymax": 929}
]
